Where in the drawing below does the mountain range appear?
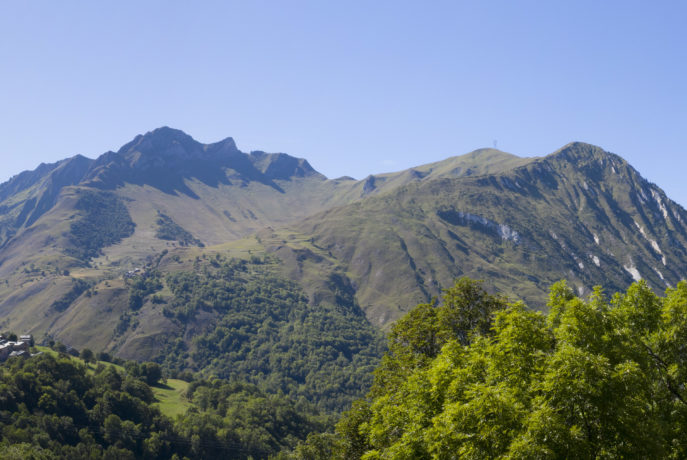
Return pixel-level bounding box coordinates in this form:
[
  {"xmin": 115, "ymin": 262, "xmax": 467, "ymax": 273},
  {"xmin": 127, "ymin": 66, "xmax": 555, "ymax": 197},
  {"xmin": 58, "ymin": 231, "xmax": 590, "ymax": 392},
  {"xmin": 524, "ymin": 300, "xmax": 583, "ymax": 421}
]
[{"xmin": 1, "ymin": 127, "xmax": 685, "ymax": 406}]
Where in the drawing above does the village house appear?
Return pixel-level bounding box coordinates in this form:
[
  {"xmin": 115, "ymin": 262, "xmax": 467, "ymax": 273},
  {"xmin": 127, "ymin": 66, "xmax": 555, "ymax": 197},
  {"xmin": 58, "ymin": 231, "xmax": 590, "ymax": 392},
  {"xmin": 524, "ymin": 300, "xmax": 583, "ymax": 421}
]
[
  {"xmin": 0, "ymin": 340, "xmax": 29, "ymax": 362},
  {"xmin": 0, "ymin": 334, "xmax": 33, "ymax": 362}
]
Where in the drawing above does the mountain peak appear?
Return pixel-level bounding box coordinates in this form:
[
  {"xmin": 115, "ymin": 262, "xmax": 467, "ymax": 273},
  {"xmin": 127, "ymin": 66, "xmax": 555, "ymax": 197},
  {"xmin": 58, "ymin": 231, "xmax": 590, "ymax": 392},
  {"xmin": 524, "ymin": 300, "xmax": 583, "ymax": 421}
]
[
  {"xmin": 469, "ymin": 147, "xmax": 513, "ymax": 157},
  {"xmin": 249, "ymin": 151, "xmax": 322, "ymax": 180},
  {"xmin": 541, "ymin": 142, "xmax": 634, "ymax": 178},
  {"xmin": 117, "ymin": 127, "xmax": 201, "ymax": 158},
  {"xmin": 548, "ymin": 142, "xmax": 615, "ymax": 161},
  {"xmin": 214, "ymin": 136, "xmax": 238, "ymax": 151}
]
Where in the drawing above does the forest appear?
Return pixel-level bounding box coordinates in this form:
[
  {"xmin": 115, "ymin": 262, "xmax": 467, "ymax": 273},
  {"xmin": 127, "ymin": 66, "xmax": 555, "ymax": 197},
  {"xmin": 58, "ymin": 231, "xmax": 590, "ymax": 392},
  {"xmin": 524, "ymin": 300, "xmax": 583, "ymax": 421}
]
[
  {"xmin": 154, "ymin": 213, "xmax": 203, "ymax": 247},
  {"xmin": 67, "ymin": 190, "xmax": 136, "ymax": 261},
  {"xmin": 4, "ymin": 277, "xmax": 687, "ymax": 459},
  {"xmin": 153, "ymin": 256, "xmax": 385, "ymax": 413},
  {"xmin": 0, "ymin": 351, "xmax": 324, "ymax": 459}
]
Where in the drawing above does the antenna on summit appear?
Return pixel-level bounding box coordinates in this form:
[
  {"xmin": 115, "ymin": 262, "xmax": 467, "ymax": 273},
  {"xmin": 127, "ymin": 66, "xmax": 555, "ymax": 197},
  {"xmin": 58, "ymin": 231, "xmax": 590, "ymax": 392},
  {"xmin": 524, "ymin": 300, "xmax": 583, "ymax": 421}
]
[{"xmin": 493, "ymin": 140, "xmax": 498, "ymax": 149}]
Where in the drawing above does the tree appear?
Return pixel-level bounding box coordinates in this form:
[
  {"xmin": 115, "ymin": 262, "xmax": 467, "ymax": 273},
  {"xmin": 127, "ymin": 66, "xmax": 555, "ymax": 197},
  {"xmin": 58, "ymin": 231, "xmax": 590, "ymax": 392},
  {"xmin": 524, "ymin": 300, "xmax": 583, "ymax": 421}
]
[
  {"xmin": 437, "ymin": 277, "xmax": 505, "ymax": 345},
  {"xmin": 142, "ymin": 362, "xmax": 163, "ymax": 386},
  {"xmin": 80, "ymin": 348, "xmax": 95, "ymax": 363},
  {"xmin": 372, "ymin": 278, "xmax": 506, "ymax": 396},
  {"xmin": 330, "ymin": 279, "xmax": 687, "ymax": 459}
]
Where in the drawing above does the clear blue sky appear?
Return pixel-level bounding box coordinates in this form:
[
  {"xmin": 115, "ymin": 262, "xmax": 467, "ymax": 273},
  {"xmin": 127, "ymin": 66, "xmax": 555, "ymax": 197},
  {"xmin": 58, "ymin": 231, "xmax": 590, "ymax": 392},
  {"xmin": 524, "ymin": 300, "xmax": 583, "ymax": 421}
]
[{"xmin": 1, "ymin": 1, "xmax": 686, "ymax": 204}]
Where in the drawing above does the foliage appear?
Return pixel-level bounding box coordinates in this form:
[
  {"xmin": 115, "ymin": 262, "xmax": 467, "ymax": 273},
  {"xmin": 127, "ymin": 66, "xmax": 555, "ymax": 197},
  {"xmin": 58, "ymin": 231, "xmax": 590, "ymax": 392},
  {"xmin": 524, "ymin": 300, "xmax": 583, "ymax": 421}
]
[
  {"xmin": 320, "ymin": 279, "xmax": 687, "ymax": 459},
  {"xmin": 176, "ymin": 379, "xmax": 327, "ymax": 459},
  {"xmin": 50, "ymin": 278, "xmax": 91, "ymax": 312},
  {"xmin": 158, "ymin": 256, "xmax": 386, "ymax": 412},
  {"xmin": 0, "ymin": 354, "xmax": 174, "ymax": 458},
  {"xmin": 0, "ymin": 353, "xmax": 320, "ymax": 459},
  {"xmin": 67, "ymin": 190, "xmax": 135, "ymax": 260},
  {"xmin": 126, "ymin": 270, "xmax": 163, "ymax": 311},
  {"xmin": 3, "ymin": 332, "xmax": 18, "ymax": 342},
  {"xmin": 124, "ymin": 361, "xmax": 164, "ymax": 386},
  {"xmin": 372, "ymin": 279, "xmax": 505, "ymax": 396},
  {"xmin": 154, "ymin": 212, "xmax": 203, "ymax": 247},
  {"xmin": 80, "ymin": 348, "xmax": 95, "ymax": 363}
]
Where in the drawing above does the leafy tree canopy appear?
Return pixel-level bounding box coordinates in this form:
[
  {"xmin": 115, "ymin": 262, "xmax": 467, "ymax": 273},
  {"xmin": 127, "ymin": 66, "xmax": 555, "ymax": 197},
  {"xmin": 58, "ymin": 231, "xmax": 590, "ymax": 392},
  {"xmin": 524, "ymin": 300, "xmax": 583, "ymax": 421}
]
[
  {"xmin": 316, "ymin": 279, "xmax": 687, "ymax": 459},
  {"xmin": 156, "ymin": 256, "xmax": 385, "ymax": 412},
  {"xmin": 0, "ymin": 353, "xmax": 321, "ymax": 459}
]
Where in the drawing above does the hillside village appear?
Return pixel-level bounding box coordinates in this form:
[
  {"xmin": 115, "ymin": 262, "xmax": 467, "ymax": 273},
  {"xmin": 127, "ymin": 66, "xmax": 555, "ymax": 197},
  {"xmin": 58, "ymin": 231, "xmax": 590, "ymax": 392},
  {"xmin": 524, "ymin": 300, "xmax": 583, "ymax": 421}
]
[{"xmin": 0, "ymin": 333, "xmax": 33, "ymax": 362}]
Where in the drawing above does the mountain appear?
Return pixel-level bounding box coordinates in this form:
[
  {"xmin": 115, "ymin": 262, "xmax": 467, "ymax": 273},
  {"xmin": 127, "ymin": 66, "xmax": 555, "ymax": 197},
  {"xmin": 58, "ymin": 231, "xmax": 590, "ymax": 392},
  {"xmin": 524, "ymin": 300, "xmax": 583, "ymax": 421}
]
[
  {"xmin": 290, "ymin": 141, "xmax": 687, "ymax": 325},
  {"xmin": 1, "ymin": 128, "xmax": 686, "ymax": 409}
]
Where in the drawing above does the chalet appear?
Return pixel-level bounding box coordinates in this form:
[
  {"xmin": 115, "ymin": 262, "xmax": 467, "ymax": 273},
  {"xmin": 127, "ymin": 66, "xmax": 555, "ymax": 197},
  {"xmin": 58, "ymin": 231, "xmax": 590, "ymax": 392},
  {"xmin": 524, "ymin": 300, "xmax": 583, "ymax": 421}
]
[{"xmin": 0, "ymin": 340, "xmax": 28, "ymax": 362}]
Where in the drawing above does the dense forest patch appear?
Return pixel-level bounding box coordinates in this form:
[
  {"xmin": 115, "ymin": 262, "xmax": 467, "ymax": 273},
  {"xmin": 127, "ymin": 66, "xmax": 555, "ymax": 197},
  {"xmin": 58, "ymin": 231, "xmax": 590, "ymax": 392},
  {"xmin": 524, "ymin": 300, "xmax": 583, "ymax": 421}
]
[
  {"xmin": 0, "ymin": 352, "xmax": 322, "ymax": 459},
  {"xmin": 67, "ymin": 190, "xmax": 135, "ymax": 260},
  {"xmin": 154, "ymin": 212, "xmax": 203, "ymax": 247},
  {"xmin": 156, "ymin": 256, "xmax": 386, "ymax": 413}
]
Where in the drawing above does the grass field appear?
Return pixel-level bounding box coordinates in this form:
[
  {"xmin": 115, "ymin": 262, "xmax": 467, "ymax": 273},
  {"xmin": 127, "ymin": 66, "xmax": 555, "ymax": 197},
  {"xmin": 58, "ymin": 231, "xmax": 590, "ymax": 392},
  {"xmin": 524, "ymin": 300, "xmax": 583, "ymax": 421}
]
[{"xmin": 152, "ymin": 379, "xmax": 191, "ymax": 418}]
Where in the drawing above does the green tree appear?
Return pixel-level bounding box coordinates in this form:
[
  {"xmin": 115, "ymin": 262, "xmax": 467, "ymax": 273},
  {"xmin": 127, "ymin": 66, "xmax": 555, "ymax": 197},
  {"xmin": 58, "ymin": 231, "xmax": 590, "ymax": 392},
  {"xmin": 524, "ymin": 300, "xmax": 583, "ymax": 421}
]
[
  {"xmin": 371, "ymin": 278, "xmax": 506, "ymax": 397},
  {"xmin": 141, "ymin": 362, "xmax": 163, "ymax": 386},
  {"xmin": 80, "ymin": 348, "xmax": 94, "ymax": 363},
  {"xmin": 330, "ymin": 279, "xmax": 687, "ymax": 459}
]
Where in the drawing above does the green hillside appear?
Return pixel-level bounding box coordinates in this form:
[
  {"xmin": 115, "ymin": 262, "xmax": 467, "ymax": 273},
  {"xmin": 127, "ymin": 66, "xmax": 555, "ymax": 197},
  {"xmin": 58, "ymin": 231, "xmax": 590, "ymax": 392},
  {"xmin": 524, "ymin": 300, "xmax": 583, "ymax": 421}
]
[
  {"xmin": 1, "ymin": 130, "xmax": 687, "ymax": 431},
  {"xmin": 150, "ymin": 254, "xmax": 384, "ymax": 412},
  {"xmin": 291, "ymin": 142, "xmax": 687, "ymax": 325}
]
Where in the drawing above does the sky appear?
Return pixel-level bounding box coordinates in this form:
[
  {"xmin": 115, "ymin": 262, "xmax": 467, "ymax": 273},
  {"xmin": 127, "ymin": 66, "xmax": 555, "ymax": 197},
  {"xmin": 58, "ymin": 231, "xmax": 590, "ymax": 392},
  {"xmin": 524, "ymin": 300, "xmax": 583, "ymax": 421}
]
[{"xmin": 1, "ymin": 1, "xmax": 686, "ymax": 204}]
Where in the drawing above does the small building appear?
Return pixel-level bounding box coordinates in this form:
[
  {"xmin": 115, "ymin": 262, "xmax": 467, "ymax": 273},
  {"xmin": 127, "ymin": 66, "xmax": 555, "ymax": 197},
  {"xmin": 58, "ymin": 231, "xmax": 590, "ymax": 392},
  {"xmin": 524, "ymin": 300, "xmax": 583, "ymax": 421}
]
[
  {"xmin": 19, "ymin": 334, "xmax": 33, "ymax": 346},
  {"xmin": 0, "ymin": 340, "xmax": 29, "ymax": 362},
  {"xmin": 0, "ymin": 343, "xmax": 12, "ymax": 361}
]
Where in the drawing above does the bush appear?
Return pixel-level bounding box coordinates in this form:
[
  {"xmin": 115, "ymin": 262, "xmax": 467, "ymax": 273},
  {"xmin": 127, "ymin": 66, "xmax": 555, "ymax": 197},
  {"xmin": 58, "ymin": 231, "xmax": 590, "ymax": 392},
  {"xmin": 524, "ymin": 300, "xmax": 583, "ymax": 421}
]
[{"xmin": 80, "ymin": 349, "xmax": 95, "ymax": 363}]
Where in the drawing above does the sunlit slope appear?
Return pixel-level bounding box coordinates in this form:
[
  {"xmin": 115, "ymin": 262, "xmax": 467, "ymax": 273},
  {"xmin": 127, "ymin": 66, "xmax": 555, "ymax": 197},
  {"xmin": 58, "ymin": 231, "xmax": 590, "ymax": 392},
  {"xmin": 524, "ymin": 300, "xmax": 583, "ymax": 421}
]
[
  {"xmin": 2, "ymin": 131, "xmax": 686, "ymax": 368},
  {"xmin": 292, "ymin": 142, "xmax": 687, "ymax": 326},
  {"xmin": 0, "ymin": 129, "xmax": 525, "ymax": 260},
  {"xmin": 0, "ymin": 129, "xmax": 535, "ymax": 341}
]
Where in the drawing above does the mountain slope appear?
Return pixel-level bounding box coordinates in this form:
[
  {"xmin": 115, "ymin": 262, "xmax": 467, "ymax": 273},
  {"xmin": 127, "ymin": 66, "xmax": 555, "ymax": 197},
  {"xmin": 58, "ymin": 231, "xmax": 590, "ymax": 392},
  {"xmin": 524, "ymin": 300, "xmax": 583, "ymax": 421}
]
[
  {"xmin": 290, "ymin": 142, "xmax": 687, "ymax": 325},
  {"xmin": 0, "ymin": 128, "xmax": 535, "ymax": 277},
  {"xmin": 1, "ymin": 130, "xmax": 686, "ymax": 408}
]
